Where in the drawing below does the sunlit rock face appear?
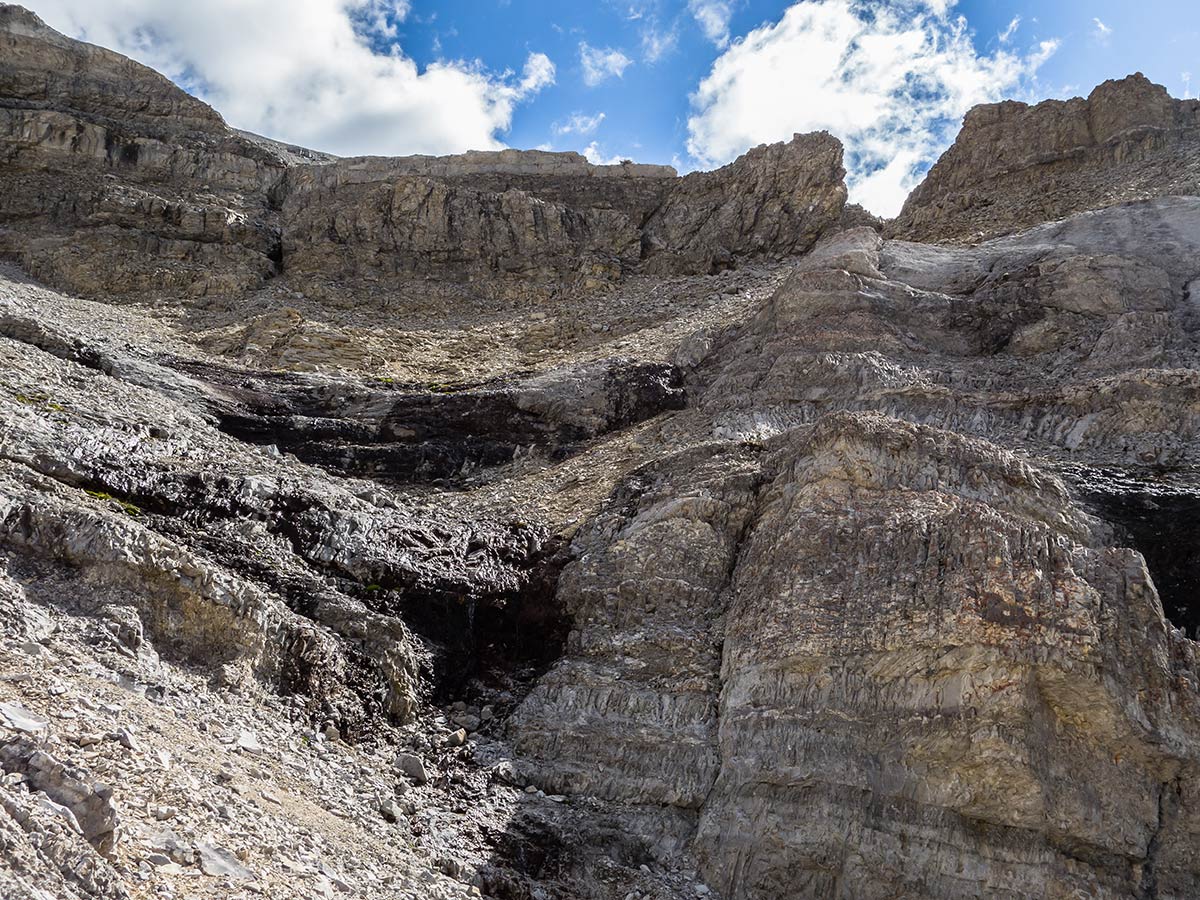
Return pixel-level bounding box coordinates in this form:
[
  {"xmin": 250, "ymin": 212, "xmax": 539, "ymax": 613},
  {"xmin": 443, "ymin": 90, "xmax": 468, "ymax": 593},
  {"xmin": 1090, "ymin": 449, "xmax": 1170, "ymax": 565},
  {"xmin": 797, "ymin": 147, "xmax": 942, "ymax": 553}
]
[
  {"xmin": 2, "ymin": 6, "xmax": 1200, "ymax": 900},
  {"xmin": 277, "ymin": 130, "xmax": 847, "ymax": 311},
  {"xmin": 890, "ymin": 73, "xmax": 1200, "ymax": 244},
  {"xmin": 513, "ymin": 209, "xmax": 1200, "ymax": 898}
]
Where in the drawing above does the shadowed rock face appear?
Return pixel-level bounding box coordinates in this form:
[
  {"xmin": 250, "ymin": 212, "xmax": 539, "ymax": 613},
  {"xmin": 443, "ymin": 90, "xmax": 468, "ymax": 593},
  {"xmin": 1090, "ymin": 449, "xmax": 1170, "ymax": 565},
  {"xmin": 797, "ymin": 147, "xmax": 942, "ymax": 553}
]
[
  {"xmin": 890, "ymin": 74, "xmax": 1200, "ymax": 243},
  {"xmin": 0, "ymin": 7, "xmax": 292, "ymax": 298},
  {"xmin": 1077, "ymin": 469, "xmax": 1200, "ymax": 640},
  {"xmin": 2, "ymin": 6, "xmax": 1200, "ymax": 900},
  {"xmin": 165, "ymin": 356, "xmax": 686, "ymax": 483},
  {"xmin": 278, "ymin": 131, "xmax": 847, "ymax": 305}
]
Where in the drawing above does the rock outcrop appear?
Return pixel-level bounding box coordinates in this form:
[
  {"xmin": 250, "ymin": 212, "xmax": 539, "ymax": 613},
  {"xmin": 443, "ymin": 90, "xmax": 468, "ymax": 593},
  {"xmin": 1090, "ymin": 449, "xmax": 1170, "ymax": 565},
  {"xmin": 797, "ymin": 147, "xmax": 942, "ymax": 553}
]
[
  {"xmin": 280, "ymin": 131, "xmax": 846, "ymax": 304},
  {"xmin": 0, "ymin": 4, "xmax": 290, "ymax": 297},
  {"xmin": 641, "ymin": 132, "xmax": 847, "ymax": 275},
  {"xmin": 516, "ymin": 411, "xmax": 1200, "ymax": 898},
  {"xmin": 2, "ymin": 6, "xmax": 1200, "ymax": 900},
  {"xmin": 512, "ymin": 206, "xmax": 1200, "ymax": 898},
  {"xmin": 891, "ymin": 73, "xmax": 1200, "ymax": 242},
  {"xmin": 0, "ymin": 6, "xmax": 847, "ymax": 308}
]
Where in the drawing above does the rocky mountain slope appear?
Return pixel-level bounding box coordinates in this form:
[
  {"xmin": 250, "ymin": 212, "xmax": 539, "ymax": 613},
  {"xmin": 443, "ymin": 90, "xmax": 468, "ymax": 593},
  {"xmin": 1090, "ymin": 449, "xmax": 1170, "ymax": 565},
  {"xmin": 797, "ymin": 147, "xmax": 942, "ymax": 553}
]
[
  {"xmin": 890, "ymin": 73, "xmax": 1200, "ymax": 243},
  {"xmin": 1, "ymin": 6, "xmax": 1199, "ymax": 899}
]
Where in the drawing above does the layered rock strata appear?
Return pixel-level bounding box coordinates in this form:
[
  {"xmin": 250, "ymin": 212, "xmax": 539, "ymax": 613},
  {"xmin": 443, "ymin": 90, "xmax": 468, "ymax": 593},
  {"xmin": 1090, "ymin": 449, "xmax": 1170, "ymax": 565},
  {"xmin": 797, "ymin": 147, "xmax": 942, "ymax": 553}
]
[
  {"xmin": 517, "ymin": 412, "xmax": 1200, "ymax": 898},
  {"xmin": 891, "ymin": 73, "xmax": 1200, "ymax": 242},
  {"xmin": 0, "ymin": 4, "xmax": 289, "ymax": 297},
  {"xmin": 512, "ymin": 201, "xmax": 1200, "ymax": 897},
  {"xmin": 1, "ymin": 7, "xmax": 1200, "ymax": 900},
  {"xmin": 279, "ymin": 130, "xmax": 846, "ymax": 303},
  {"xmin": 0, "ymin": 6, "xmax": 847, "ymax": 308}
]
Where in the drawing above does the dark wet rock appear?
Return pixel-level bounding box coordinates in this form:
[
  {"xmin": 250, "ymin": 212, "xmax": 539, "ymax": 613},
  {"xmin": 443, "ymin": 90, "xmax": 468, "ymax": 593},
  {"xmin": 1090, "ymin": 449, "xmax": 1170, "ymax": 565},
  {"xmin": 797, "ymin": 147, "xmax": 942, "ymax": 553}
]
[{"xmin": 166, "ymin": 355, "xmax": 686, "ymax": 482}]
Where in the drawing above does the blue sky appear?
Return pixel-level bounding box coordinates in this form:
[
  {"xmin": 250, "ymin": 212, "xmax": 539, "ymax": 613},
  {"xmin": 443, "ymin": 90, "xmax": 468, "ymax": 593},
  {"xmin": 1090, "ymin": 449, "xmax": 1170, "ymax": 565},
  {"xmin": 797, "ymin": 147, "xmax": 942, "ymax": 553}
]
[
  {"xmin": 28, "ymin": 0, "xmax": 1199, "ymax": 215},
  {"xmin": 397, "ymin": 1, "xmax": 1196, "ymax": 164}
]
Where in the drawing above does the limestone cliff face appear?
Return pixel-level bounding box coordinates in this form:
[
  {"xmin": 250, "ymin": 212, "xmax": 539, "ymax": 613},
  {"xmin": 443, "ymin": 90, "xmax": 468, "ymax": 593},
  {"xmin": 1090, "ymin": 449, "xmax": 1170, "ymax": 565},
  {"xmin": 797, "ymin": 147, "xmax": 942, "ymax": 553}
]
[
  {"xmin": 0, "ymin": 5, "xmax": 292, "ymax": 297},
  {"xmin": 891, "ymin": 74, "xmax": 1200, "ymax": 243},
  {"xmin": 2, "ymin": 7, "xmax": 1200, "ymax": 900},
  {"xmin": 0, "ymin": 7, "xmax": 847, "ymax": 308},
  {"xmin": 279, "ymin": 161, "xmax": 667, "ymax": 297},
  {"xmin": 512, "ymin": 207, "xmax": 1200, "ymax": 899},
  {"xmin": 0, "ymin": 4, "xmax": 225, "ymax": 133},
  {"xmin": 280, "ymin": 132, "xmax": 846, "ymax": 303},
  {"xmin": 516, "ymin": 411, "xmax": 1200, "ymax": 898},
  {"xmin": 641, "ymin": 132, "xmax": 847, "ymax": 275}
]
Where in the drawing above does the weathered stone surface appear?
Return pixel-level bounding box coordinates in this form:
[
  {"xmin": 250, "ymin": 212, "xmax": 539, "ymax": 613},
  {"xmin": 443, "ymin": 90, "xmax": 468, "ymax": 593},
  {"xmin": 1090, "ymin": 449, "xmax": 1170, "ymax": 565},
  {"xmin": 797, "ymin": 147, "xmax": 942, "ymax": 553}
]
[
  {"xmin": 0, "ymin": 6, "xmax": 848, "ymax": 317},
  {"xmin": 280, "ymin": 131, "xmax": 846, "ymax": 303},
  {"xmin": 0, "ymin": 739, "xmax": 119, "ymax": 854},
  {"xmin": 306, "ymin": 148, "xmax": 676, "ymax": 181},
  {"xmin": 0, "ymin": 6, "xmax": 291, "ymax": 298},
  {"xmin": 891, "ymin": 74, "xmax": 1200, "ymax": 242},
  {"xmin": 181, "ymin": 355, "xmax": 684, "ymax": 481},
  {"xmin": 697, "ymin": 415, "xmax": 1197, "ymax": 899},
  {"xmin": 694, "ymin": 199, "xmax": 1200, "ymax": 468},
  {"xmin": 515, "ymin": 410, "xmax": 1200, "ymax": 899},
  {"xmin": 279, "ymin": 162, "xmax": 664, "ymax": 300},
  {"xmin": 0, "ymin": 274, "xmax": 574, "ymax": 726},
  {"xmin": 0, "ymin": 4, "xmax": 223, "ymax": 133},
  {"xmin": 641, "ymin": 132, "xmax": 848, "ymax": 275},
  {"xmin": 512, "ymin": 442, "xmax": 762, "ymax": 808},
  {"xmin": 509, "ymin": 197, "xmax": 1200, "ymax": 897},
  {"xmin": 2, "ymin": 9, "xmax": 1200, "ymax": 900},
  {"xmin": 0, "ymin": 782, "xmax": 129, "ymax": 900}
]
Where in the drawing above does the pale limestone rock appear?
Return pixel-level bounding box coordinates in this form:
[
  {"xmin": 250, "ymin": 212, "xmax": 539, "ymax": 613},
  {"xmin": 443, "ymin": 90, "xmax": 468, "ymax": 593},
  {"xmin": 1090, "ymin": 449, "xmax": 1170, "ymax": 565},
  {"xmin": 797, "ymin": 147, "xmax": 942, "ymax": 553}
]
[
  {"xmin": 891, "ymin": 74, "xmax": 1200, "ymax": 243},
  {"xmin": 1, "ymin": 7, "xmax": 1200, "ymax": 899}
]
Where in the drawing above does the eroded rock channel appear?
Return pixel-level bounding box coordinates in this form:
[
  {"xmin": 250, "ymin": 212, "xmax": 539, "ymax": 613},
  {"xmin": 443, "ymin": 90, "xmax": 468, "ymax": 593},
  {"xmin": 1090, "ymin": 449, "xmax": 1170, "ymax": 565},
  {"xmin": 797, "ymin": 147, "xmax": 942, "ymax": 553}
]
[{"xmin": 165, "ymin": 356, "xmax": 686, "ymax": 483}]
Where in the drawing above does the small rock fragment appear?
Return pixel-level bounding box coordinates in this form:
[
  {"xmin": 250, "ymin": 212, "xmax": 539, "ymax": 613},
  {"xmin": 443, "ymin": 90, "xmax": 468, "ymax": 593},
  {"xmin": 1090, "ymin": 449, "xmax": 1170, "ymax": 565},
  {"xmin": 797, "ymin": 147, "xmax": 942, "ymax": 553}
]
[
  {"xmin": 453, "ymin": 713, "xmax": 481, "ymax": 732},
  {"xmin": 236, "ymin": 730, "xmax": 263, "ymax": 755},
  {"xmin": 379, "ymin": 798, "xmax": 402, "ymax": 823},
  {"xmin": 394, "ymin": 752, "xmax": 428, "ymax": 785},
  {"xmin": 111, "ymin": 727, "xmax": 140, "ymax": 751},
  {"xmin": 197, "ymin": 842, "xmax": 255, "ymax": 881},
  {"xmin": 0, "ymin": 701, "xmax": 49, "ymax": 734}
]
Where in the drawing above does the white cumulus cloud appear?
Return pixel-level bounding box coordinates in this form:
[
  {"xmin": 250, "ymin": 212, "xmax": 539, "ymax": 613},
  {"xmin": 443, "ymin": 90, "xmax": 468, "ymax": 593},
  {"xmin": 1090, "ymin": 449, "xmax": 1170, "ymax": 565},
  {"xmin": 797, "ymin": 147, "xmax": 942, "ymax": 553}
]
[
  {"xmin": 24, "ymin": 0, "xmax": 554, "ymax": 157},
  {"xmin": 582, "ymin": 141, "xmax": 628, "ymax": 165},
  {"xmin": 686, "ymin": 0, "xmax": 1058, "ymax": 216},
  {"xmin": 580, "ymin": 42, "xmax": 633, "ymax": 86},
  {"xmin": 1091, "ymin": 17, "xmax": 1113, "ymax": 46},
  {"xmin": 689, "ymin": 0, "xmax": 734, "ymax": 47}
]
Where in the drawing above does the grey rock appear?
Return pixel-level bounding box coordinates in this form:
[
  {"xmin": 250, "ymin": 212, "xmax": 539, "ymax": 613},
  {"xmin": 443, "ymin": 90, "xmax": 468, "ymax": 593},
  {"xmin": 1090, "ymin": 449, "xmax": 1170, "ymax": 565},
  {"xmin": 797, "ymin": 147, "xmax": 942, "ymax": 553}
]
[
  {"xmin": 0, "ymin": 7, "xmax": 287, "ymax": 299},
  {"xmin": 394, "ymin": 753, "xmax": 428, "ymax": 785},
  {"xmin": 0, "ymin": 702, "xmax": 48, "ymax": 735},
  {"xmin": 111, "ymin": 728, "xmax": 139, "ymax": 752},
  {"xmin": 197, "ymin": 842, "xmax": 254, "ymax": 881},
  {"xmin": 891, "ymin": 73, "xmax": 1200, "ymax": 242},
  {"xmin": 456, "ymin": 714, "xmax": 480, "ymax": 732},
  {"xmin": 235, "ymin": 731, "xmax": 263, "ymax": 755},
  {"xmin": 0, "ymin": 738, "xmax": 120, "ymax": 854},
  {"xmin": 379, "ymin": 799, "xmax": 402, "ymax": 823}
]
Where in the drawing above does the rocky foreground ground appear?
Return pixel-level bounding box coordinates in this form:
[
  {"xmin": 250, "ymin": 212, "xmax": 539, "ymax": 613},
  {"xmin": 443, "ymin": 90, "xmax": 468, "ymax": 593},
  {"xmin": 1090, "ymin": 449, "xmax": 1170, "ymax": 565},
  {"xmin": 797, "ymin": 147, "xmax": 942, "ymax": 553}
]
[{"xmin": 2, "ymin": 5, "xmax": 1200, "ymax": 899}]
